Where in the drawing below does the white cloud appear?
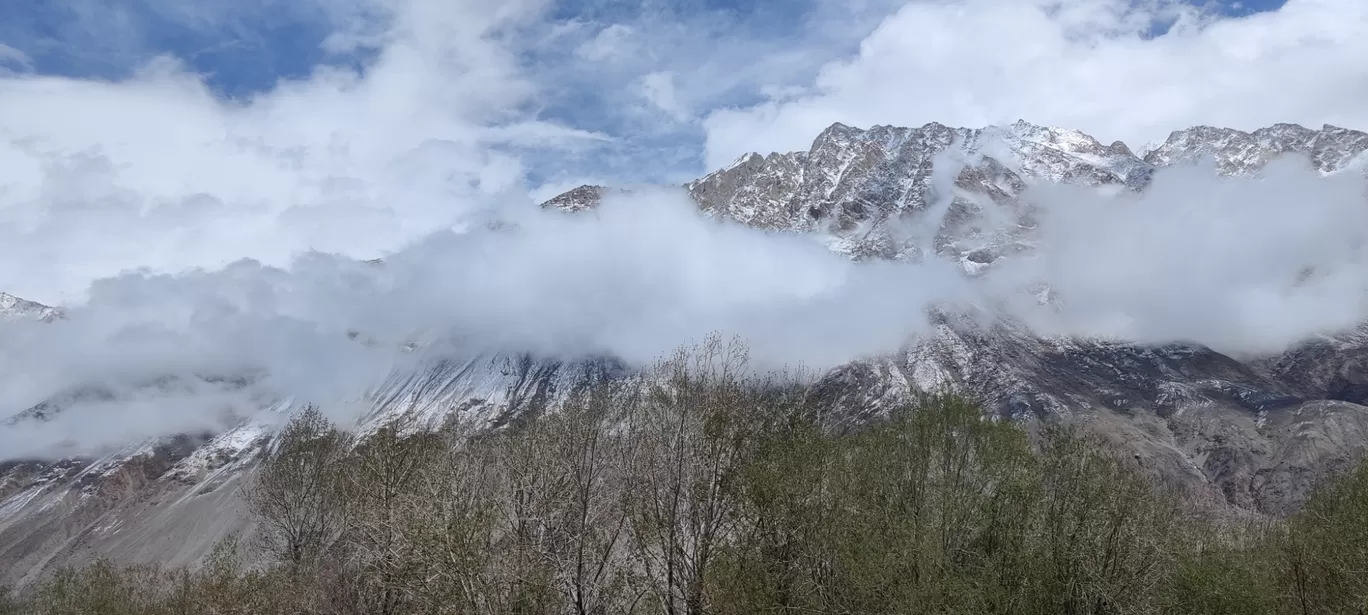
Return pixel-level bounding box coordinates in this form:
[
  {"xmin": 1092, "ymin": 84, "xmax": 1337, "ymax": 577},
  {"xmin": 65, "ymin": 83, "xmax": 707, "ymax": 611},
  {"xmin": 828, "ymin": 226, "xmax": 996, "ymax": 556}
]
[
  {"xmin": 5, "ymin": 154, "xmax": 1368, "ymax": 457},
  {"xmin": 0, "ymin": 182, "xmax": 973, "ymax": 456},
  {"xmin": 0, "ymin": 43, "xmax": 30, "ymax": 68},
  {"xmin": 0, "ymin": 0, "xmax": 605, "ymax": 305},
  {"xmin": 992, "ymin": 157, "xmax": 1368, "ymax": 354},
  {"xmin": 5, "ymin": 0, "xmax": 1368, "ymax": 457},
  {"xmin": 703, "ymin": 0, "xmax": 1368, "ymax": 167},
  {"xmin": 575, "ymin": 24, "xmax": 637, "ymax": 62},
  {"xmin": 638, "ymin": 71, "xmax": 690, "ymax": 122}
]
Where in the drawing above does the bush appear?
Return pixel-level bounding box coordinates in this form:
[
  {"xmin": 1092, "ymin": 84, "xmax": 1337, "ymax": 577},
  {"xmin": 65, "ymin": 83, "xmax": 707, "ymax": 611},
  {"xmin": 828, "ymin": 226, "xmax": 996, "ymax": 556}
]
[
  {"xmin": 1277, "ymin": 458, "xmax": 1368, "ymax": 614},
  {"xmin": 0, "ymin": 585, "xmax": 22, "ymax": 615}
]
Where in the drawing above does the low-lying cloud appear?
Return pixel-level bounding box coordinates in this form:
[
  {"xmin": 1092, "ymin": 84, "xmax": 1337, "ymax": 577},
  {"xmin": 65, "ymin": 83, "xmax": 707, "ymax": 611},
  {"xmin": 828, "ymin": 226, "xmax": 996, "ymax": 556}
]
[
  {"xmin": 3, "ymin": 152, "xmax": 1367, "ymax": 458},
  {"xmin": 995, "ymin": 157, "xmax": 1368, "ymax": 353},
  {"xmin": 2, "ymin": 0, "xmax": 1367, "ymax": 459}
]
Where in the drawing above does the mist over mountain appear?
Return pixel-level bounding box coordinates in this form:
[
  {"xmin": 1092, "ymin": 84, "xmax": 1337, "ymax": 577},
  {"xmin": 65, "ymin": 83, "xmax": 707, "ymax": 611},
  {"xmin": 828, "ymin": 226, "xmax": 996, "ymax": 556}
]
[
  {"xmin": 2, "ymin": 116, "xmax": 1367, "ymax": 460},
  {"xmin": 3, "ymin": 0, "xmax": 1368, "ymax": 594}
]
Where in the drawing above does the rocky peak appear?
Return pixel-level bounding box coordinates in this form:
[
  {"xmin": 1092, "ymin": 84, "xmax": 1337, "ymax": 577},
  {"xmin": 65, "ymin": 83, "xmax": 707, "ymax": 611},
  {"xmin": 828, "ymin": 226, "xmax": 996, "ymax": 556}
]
[
  {"xmin": 1109, "ymin": 141, "xmax": 1135, "ymax": 157},
  {"xmin": 540, "ymin": 118, "xmax": 1368, "ymax": 268},
  {"xmin": 1309, "ymin": 124, "xmax": 1368, "ymax": 172},
  {"xmin": 0, "ymin": 293, "xmax": 61, "ymax": 322},
  {"xmin": 541, "ymin": 184, "xmax": 608, "ymax": 213},
  {"xmin": 810, "ymin": 121, "xmax": 866, "ymax": 150},
  {"xmin": 1143, "ymin": 123, "xmax": 1368, "ymax": 175}
]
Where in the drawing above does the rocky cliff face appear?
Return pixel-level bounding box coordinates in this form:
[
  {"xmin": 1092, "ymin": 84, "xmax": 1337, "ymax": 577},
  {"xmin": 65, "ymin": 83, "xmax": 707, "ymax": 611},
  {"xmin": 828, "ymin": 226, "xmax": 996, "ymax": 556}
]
[{"xmin": 4, "ymin": 119, "xmax": 1368, "ymax": 587}]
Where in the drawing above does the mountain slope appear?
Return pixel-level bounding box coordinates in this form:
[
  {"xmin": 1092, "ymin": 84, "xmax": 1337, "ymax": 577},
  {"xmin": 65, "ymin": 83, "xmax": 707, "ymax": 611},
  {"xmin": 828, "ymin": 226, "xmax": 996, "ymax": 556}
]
[
  {"xmin": 0, "ymin": 350, "xmax": 623, "ymax": 587},
  {"xmin": 0, "ymin": 293, "xmax": 60, "ymax": 323},
  {"xmin": 4, "ymin": 118, "xmax": 1368, "ymax": 586}
]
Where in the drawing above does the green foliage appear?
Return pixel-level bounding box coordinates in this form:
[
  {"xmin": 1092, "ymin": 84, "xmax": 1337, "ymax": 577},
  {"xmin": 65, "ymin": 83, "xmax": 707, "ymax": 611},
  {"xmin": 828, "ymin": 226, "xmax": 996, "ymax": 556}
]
[
  {"xmin": 246, "ymin": 404, "xmax": 355, "ymax": 569},
  {"xmin": 15, "ymin": 343, "xmax": 1368, "ymax": 615},
  {"xmin": 0, "ymin": 585, "xmax": 22, "ymax": 615},
  {"xmin": 711, "ymin": 395, "xmax": 1187, "ymax": 615},
  {"xmin": 1164, "ymin": 545, "xmax": 1279, "ymax": 615},
  {"xmin": 1276, "ymin": 458, "xmax": 1368, "ymax": 614}
]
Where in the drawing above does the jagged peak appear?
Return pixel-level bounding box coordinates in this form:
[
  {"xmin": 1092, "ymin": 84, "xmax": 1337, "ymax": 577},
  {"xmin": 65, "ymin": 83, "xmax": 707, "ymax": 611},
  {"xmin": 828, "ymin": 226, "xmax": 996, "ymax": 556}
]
[
  {"xmin": 807, "ymin": 122, "xmax": 870, "ymax": 157},
  {"xmin": 1144, "ymin": 121, "xmax": 1368, "ymax": 173},
  {"xmin": 1005, "ymin": 119, "xmax": 1058, "ymax": 136},
  {"xmin": 1258, "ymin": 122, "xmax": 1313, "ymax": 133},
  {"xmin": 809, "ymin": 119, "xmax": 1106, "ymax": 150},
  {"xmin": 539, "ymin": 184, "xmax": 607, "ymax": 212},
  {"xmin": 722, "ymin": 152, "xmax": 765, "ymax": 172},
  {"xmin": 540, "ymin": 117, "xmax": 1367, "ymax": 219},
  {"xmin": 1157, "ymin": 122, "xmax": 1365, "ymax": 144},
  {"xmin": 813, "ymin": 121, "xmax": 861, "ymax": 141},
  {"xmin": 1319, "ymin": 123, "xmax": 1368, "ymax": 138},
  {"xmin": 802, "ymin": 119, "xmax": 1357, "ymax": 170},
  {"xmin": 0, "ymin": 292, "xmax": 61, "ymax": 322},
  {"xmin": 0, "ymin": 292, "xmax": 51, "ymax": 312}
]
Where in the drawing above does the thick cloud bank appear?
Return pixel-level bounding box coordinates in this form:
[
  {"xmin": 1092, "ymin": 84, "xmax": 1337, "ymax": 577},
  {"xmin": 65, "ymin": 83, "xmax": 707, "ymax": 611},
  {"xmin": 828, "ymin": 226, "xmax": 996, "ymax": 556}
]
[
  {"xmin": 2, "ymin": 154, "xmax": 1367, "ymax": 458},
  {"xmin": 998, "ymin": 158, "xmax": 1368, "ymax": 352}
]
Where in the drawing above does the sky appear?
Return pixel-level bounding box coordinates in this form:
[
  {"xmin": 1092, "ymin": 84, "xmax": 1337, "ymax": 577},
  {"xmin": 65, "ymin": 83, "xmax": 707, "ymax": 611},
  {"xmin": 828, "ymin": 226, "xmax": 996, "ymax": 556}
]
[
  {"xmin": 4, "ymin": 0, "xmax": 1368, "ymax": 454},
  {"xmin": 0, "ymin": 0, "xmax": 1362, "ymax": 304},
  {"xmin": 4, "ymin": 0, "xmax": 1348, "ymax": 196}
]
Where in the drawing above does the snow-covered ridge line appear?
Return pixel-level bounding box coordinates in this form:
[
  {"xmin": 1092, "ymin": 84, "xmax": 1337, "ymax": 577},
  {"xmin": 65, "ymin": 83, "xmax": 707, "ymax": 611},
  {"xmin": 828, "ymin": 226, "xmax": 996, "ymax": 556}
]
[{"xmin": 0, "ymin": 292, "xmax": 61, "ymax": 322}]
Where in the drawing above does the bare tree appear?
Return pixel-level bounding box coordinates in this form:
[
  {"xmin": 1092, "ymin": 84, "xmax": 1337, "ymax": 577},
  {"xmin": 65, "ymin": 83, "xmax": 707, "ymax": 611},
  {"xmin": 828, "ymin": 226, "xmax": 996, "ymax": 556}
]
[
  {"xmin": 512, "ymin": 381, "xmax": 639, "ymax": 615},
  {"xmin": 247, "ymin": 405, "xmax": 355, "ymax": 569},
  {"xmin": 621, "ymin": 336, "xmax": 771, "ymax": 615},
  {"xmin": 394, "ymin": 418, "xmax": 503, "ymax": 615},
  {"xmin": 346, "ymin": 415, "xmax": 443, "ymax": 615}
]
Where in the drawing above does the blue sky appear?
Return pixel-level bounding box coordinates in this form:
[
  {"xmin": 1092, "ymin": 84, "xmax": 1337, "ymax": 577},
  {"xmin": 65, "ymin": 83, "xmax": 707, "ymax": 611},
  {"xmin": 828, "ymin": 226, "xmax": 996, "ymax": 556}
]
[
  {"xmin": 1, "ymin": 0, "xmax": 1365, "ymax": 352},
  {"xmin": 0, "ymin": 0, "xmax": 822, "ymax": 100},
  {"xmin": 0, "ymin": 1, "xmax": 370, "ymax": 96},
  {"xmin": 0, "ymin": 0, "xmax": 1337, "ymax": 197},
  {"xmin": 0, "ymin": 0, "xmax": 1287, "ymax": 92}
]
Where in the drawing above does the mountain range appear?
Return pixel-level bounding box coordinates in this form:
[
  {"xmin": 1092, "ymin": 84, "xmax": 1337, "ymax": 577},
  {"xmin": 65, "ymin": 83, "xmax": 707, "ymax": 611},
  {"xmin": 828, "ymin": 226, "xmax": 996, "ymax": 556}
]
[{"xmin": 3, "ymin": 120, "xmax": 1368, "ymax": 587}]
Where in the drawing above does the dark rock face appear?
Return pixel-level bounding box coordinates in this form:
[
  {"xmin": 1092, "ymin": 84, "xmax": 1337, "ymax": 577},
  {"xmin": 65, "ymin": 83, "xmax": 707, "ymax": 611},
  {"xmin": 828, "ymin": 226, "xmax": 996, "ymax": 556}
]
[
  {"xmin": 1254, "ymin": 324, "xmax": 1368, "ymax": 407},
  {"xmin": 4, "ymin": 119, "xmax": 1368, "ymax": 585}
]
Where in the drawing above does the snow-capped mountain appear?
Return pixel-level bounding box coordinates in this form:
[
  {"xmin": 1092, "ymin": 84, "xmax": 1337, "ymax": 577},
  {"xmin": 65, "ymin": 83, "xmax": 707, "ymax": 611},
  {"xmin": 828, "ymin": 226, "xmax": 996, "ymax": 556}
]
[
  {"xmin": 1143, "ymin": 123, "xmax": 1368, "ymax": 176},
  {"xmin": 552, "ymin": 120, "xmax": 1367, "ymax": 263},
  {"xmin": 0, "ymin": 293, "xmax": 61, "ymax": 322},
  {"xmin": 4, "ymin": 119, "xmax": 1368, "ymax": 586},
  {"xmin": 683, "ymin": 120, "xmax": 1150, "ymax": 237}
]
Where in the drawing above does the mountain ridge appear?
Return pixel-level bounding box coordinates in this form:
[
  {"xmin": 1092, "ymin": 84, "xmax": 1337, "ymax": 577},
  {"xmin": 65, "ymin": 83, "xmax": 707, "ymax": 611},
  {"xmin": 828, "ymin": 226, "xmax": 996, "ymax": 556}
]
[
  {"xmin": 546, "ymin": 119, "xmax": 1366, "ymax": 261},
  {"xmin": 3, "ymin": 117, "xmax": 1368, "ymax": 587}
]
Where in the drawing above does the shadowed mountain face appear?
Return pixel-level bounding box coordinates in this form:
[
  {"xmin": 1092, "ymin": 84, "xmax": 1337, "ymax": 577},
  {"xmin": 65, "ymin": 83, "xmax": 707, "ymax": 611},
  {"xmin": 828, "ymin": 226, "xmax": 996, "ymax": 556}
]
[{"xmin": 4, "ymin": 119, "xmax": 1368, "ymax": 587}]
